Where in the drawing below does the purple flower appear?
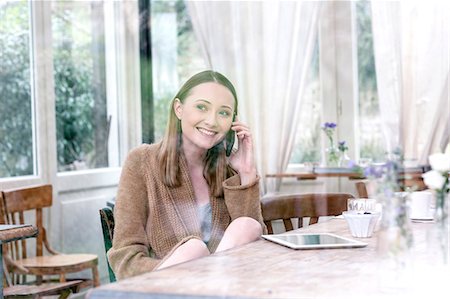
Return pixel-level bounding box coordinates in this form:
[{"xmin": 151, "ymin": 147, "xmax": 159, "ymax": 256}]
[
  {"xmin": 321, "ymin": 122, "xmax": 337, "ymax": 142},
  {"xmin": 322, "ymin": 122, "xmax": 337, "ymax": 129},
  {"xmin": 363, "ymin": 165, "xmax": 385, "ymax": 178},
  {"xmin": 347, "ymin": 160, "xmax": 357, "ymax": 168},
  {"xmin": 338, "ymin": 141, "xmax": 348, "ymax": 152}
]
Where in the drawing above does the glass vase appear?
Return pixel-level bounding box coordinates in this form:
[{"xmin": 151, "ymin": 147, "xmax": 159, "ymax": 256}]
[
  {"xmin": 427, "ymin": 191, "xmax": 449, "ymax": 265},
  {"xmin": 377, "ymin": 193, "xmax": 413, "ymax": 268},
  {"xmin": 339, "ymin": 151, "xmax": 351, "ymax": 168},
  {"xmin": 325, "ymin": 145, "xmax": 339, "ymax": 167}
]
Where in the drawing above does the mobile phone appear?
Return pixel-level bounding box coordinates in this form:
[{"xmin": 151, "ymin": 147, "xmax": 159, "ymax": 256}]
[{"xmin": 225, "ymin": 113, "xmax": 236, "ymax": 157}]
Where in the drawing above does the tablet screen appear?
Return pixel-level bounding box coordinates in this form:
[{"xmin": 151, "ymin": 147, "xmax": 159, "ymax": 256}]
[{"xmin": 262, "ymin": 233, "xmax": 367, "ymax": 249}]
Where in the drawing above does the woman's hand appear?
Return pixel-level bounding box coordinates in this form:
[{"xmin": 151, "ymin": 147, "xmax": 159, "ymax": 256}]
[{"xmin": 228, "ymin": 118, "xmax": 257, "ymax": 185}]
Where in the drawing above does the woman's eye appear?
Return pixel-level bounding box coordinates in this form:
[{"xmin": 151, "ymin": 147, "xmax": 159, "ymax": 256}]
[
  {"xmin": 219, "ymin": 110, "xmax": 231, "ymax": 117},
  {"xmin": 196, "ymin": 104, "xmax": 207, "ymax": 111}
]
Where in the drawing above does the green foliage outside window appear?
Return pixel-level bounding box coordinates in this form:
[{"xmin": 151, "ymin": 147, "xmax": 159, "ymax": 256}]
[
  {"xmin": 356, "ymin": 0, "xmax": 386, "ymax": 162},
  {"xmin": 1, "ymin": 1, "xmax": 106, "ymax": 177},
  {"xmin": 0, "ymin": 1, "xmax": 34, "ymax": 177}
]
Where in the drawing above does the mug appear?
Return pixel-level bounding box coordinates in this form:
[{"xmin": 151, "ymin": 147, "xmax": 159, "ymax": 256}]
[{"xmin": 409, "ymin": 191, "xmax": 433, "ymax": 220}]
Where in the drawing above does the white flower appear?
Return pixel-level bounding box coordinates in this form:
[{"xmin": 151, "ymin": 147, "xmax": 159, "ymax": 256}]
[
  {"xmin": 429, "ymin": 153, "xmax": 450, "ymax": 173},
  {"xmin": 422, "ymin": 170, "xmax": 446, "ymax": 190}
]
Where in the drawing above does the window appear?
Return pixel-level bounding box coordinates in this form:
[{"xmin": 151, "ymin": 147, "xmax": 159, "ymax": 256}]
[
  {"xmin": 52, "ymin": 1, "xmax": 118, "ymax": 172},
  {"xmin": 151, "ymin": 0, "xmax": 206, "ymax": 141},
  {"xmin": 1, "ymin": 0, "xmax": 135, "ymax": 187},
  {"xmin": 0, "ymin": 0, "xmax": 35, "ymax": 178},
  {"xmin": 355, "ymin": 0, "xmax": 385, "ymax": 162},
  {"xmin": 289, "ymin": 39, "xmax": 321, "ymax": 164}
]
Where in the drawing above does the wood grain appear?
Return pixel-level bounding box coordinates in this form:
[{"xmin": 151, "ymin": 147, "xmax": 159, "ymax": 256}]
[
  {"xmin": 88, "ymin": 218, "xmax": 449, "ymax": 299},
  {"xmin": 0, "ymin": 225, "xmax": 38, "ymax": 243}
]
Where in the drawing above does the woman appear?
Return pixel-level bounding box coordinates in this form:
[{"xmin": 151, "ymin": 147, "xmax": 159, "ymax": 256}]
[{"xmin": 108, "ymin": 70, "xmax": 266, "ymax": 279}]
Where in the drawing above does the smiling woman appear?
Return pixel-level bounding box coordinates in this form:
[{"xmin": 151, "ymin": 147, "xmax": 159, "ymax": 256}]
[
  {"xmin": 107, "ymin": 70, "xmax": 266, "ymax": 279},
  {"xmin": 173, "ymin": 83, "xmax": 235, "ymax": 156}
]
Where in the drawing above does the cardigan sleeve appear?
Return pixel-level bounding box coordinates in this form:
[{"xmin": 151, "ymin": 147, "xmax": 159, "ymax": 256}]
[
  {"xmin": 222, "ymin": 175, "xmax": 267, "ymax": 234},
  {"xmin": 107, "ymin": 146, "xmax": 161, "ymax": 279}
]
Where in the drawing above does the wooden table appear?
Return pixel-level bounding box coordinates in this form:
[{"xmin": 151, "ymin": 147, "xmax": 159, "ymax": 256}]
[
  {"xmin": 87, "ymin": 219, "xmax": 449, "ymax": 299},
  {"xmin": 0, "ymin": 224, "xmax": 39, "ymax": 298},
  {"xmin": 266, "ymin": 167, "xmax": 428, "ymax": 180}
]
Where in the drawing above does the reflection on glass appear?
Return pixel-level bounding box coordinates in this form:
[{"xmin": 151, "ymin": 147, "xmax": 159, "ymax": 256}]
[
  {"xmin": 0, "ymin": 0, "xmax": 35, "ymax": 178},
  {"xmin": 151, "ymin": 0, "xmax": 206, "ymax": 142},
  {"xmin": 281, "ymin": 234, "xmax": 352, "ymax": 245},
  {"xmin": 52, "ymin": 1, "xmax": 111, "ymax": 171}
]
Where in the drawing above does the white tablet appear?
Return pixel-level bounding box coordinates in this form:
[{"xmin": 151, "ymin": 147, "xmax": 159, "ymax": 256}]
[{"xmin": 262, "ymin": 233, "xmax": 368, "ymax": 250}]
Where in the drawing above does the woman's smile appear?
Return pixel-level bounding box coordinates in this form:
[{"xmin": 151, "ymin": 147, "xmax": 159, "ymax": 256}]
[{"xmin": 197, "ymin": 127, "xmax": 218, "ymax": 137}]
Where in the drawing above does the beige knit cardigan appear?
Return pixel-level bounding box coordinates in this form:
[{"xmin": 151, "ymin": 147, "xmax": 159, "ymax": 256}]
[{"xmin": 107, "ymin": 143, "xmax": 266, "ymax": 279}]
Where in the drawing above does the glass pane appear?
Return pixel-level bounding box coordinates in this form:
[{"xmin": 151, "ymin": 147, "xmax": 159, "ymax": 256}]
[
  {"xmin": 0, "ymin": 0, "xmax": 35, "ymax": 178},
  {"xmin": 356, "ymin": 0, "xmax": 385, "ymax": 162},
  {"xmin": 52, "ymin": 1, "xmax": 111, "ymax": 171},
  {"xmin": 151, "ymin": 0, "xmax": 206, "ymax": 141},
  {"xmin": 289, "ymin": 38, "xmax": 321, "ymax": 164}
]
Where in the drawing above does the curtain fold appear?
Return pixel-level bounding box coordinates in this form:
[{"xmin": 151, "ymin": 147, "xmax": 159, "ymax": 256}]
[
  {"xmin": 187, "ymin": 1, "xmax": 321, "ymax": 194},
  {"xmin": 371, "ymin": 1, "xmax": 450, "ymax": 164}
]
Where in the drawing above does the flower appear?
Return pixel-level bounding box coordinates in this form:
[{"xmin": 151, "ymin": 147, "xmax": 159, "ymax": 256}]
[
  {"xmin": 322, "ymin": 122, "xmax": 337, "ymax": 129},
  {"xmin": 338, "ymin": 141, "xmax": 348, "ymax": 152},
  {"xmin": 422, "ymin": 152, "xmax": 450, "ymax": 193},
  {"xmin": 321, "ymin": 122, "xmax": 337, "ymax": 141},
  {"xmin": 363, "ymin": 150, "xmax": 403, "ymax": 199},
  {"xmin": 422, "ymin": 170, "xmax": 447, "ymax": 190},
  {"xmin": 428, "ymin": 152, "xmax": 450, "ymax": 173},
  {"xmin": 364, "ymin": 149, "xmax": 414, "ymax": 254}
]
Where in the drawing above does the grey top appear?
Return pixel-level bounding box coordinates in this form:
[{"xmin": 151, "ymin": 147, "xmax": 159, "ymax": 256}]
[{"xmin": 197, "ymin": 202, "xmax": 212, "ymax": 244}]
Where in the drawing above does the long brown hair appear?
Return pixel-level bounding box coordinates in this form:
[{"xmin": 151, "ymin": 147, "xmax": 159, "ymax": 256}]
[{"xmin": 157, "ymin": 70, "xmax": 238, "ymax": 197}]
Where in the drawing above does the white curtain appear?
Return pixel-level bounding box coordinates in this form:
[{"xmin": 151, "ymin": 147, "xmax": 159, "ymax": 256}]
[
  {"xmin": 371, "ymin": 1, "xmax": 450, "ymax": 164},
  {"xmin": 187, "ymin": 1, "xmax": 321, "ymax": 194}
]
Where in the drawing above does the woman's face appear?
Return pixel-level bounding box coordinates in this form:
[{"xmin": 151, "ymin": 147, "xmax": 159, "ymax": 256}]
[{"xmin": 174, "ymin": 82, "xmax": 235, "ymax": 153}]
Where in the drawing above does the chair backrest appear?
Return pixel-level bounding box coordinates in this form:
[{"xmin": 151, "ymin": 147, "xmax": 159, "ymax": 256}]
[
  {"xmin": 99, "ymin": 207, "xmax": 116, "ymax": 283},
  {"xmin": 400, "ymin": 171, "xmax": 427, "ymax": 191},
  {"xmin": 355, "ymin": 181, "xmax": 369, "ymax": 198},
  {"xmin": 261, "ymin": 193, "xmax": 354, "ymax": 234},
  {"xmin": 0, "ymin": 184, "xmax": 53, "ymax": 259}
]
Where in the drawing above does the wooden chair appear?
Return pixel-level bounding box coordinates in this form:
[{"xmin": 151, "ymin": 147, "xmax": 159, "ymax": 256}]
[
  {"xmin": 0, "ymin": 184, "xmax": 100, "ymax": 289},
  {"xmin": 355, "ymin": 181, "xmax": 369, "ymax": 198},
  {"xmin": 3, "ymin": 266, "xmax": 82, "ymax": 299},
  {"xmin": 400, "ymin": 171, "xmax": 427, "ymax": 191},
  {"xmin": 99, "ymin": 207, "xmax": 116, "ymax": 283},
  {"xmin": 261, "ymin": 193, "xmax": 354, "ymax": 234}
]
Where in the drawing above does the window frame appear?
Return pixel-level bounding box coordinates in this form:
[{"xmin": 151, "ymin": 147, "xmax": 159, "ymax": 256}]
[{"xmin": 0, "ymin": 0, "xmax": 141, "ymax": 192}]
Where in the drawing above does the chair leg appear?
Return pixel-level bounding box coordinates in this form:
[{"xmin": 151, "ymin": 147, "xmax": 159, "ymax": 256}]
[
  {"xmin": 58, "ymin": 289, "xmax": 72, "ymax": 299},
  {"xmin": 60, "ymin": 273, "xmax": 66, "ymax": 282},
  {"xmin": 92, "ymin": 266, "xmax": 100, "ymax": 287}
]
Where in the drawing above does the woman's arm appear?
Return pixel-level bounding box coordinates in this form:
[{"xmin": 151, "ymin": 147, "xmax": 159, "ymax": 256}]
[
  {"xmin": 222, "ymin": 175, "xmax": 267, "ymax": 234},
  {"xmin": 107, "ymin": 147, "xmax": 160, "ymax": 279},
  {"xmin": 225, "ymin": 119, "xmax": 266, "ymax": 233}
]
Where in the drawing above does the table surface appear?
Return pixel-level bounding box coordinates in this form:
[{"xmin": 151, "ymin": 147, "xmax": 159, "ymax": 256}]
[{"xmin": 88, "ymin": 217, "xmax": 449, "ymax": 299}]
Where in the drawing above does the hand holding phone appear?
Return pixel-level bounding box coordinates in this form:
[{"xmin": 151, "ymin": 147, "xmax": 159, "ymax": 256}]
[{"xmin": 225, "ymin": 113, "xmax": 236, "ymax": 156}]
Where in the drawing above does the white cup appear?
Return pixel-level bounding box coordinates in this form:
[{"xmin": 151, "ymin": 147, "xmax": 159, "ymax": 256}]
[{"xmin": 410, "ymin": 191, "xmax": 433, "ymax": 220}]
